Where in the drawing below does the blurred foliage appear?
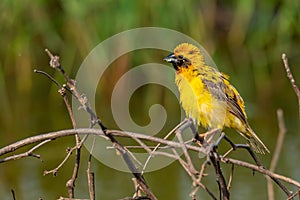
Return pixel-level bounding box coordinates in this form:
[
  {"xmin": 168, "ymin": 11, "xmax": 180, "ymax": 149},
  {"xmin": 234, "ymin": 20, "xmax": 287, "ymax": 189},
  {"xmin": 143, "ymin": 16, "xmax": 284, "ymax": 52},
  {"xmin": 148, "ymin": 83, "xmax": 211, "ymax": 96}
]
[{"xmin": 0, "ymin": 0, "xmax": 300, "ymax": 199}]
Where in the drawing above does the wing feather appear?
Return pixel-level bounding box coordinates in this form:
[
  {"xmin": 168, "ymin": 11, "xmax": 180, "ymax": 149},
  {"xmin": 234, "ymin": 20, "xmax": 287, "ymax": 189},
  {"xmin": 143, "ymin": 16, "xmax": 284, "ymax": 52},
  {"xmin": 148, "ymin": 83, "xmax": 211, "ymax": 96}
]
[
  {"xmin": 199, "ymin": 66, "xmax": 247, "ymax": 125},
  {"xmin": 223, "ymin": 77, "xmax": 248, "ymax": 124}
]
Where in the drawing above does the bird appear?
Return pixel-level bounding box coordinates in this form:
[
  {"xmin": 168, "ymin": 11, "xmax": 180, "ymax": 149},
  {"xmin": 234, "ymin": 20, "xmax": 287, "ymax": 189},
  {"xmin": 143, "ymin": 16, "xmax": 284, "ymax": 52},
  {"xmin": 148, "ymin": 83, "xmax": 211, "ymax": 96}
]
[{"xmin": 164, "ymin": 43, "xmax": 269, "ymax": 154}]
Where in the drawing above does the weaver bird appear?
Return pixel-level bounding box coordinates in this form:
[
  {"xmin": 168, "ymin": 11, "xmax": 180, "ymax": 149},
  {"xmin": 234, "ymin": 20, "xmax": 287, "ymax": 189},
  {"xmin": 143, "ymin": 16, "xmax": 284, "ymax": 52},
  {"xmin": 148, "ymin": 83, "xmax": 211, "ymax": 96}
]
[{"xmin": 164, "ymin": 43, "xmax": 269, "ymax": 154}]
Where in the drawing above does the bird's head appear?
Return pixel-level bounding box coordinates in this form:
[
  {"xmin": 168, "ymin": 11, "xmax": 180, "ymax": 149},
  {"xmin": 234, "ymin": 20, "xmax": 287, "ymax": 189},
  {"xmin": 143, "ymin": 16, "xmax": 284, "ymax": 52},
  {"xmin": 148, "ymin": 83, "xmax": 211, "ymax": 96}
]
[{"xmin": 164, "ymin": 43, "xmax": 205, "ymax": 71}]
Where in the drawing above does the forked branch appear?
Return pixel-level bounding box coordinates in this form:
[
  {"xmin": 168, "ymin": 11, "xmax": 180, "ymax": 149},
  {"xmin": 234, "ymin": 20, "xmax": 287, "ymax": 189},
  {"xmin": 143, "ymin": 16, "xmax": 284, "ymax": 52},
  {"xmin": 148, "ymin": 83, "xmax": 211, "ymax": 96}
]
[{"xmin": 1, "ymin": 51, "xmax": 299, "ymax": 200}]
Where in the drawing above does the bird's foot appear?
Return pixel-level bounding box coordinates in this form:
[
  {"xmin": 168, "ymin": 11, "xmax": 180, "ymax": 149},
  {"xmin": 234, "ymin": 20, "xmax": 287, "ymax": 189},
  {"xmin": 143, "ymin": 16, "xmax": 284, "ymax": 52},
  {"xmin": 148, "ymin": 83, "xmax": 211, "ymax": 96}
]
[{"xmin": 193, "ymin": 128, "xmax": 220, "ymax": 147}]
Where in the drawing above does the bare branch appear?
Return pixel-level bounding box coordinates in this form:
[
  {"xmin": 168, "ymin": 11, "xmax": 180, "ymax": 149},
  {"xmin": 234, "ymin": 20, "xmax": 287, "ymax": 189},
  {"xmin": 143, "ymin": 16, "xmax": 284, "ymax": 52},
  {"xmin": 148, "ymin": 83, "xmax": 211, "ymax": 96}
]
[
  {"xmin": 1, "ymin": 128, "xmax": 300, "ymax": 190},
  {"xmin": 0, "ymin": 139, "xmax": 51, "ymax": 163},
  {"xmin": 227, "ymin": 164, "xmax": 234, "ymax": 191},
  {"xmin": 43, "ymin": 136, "xmax": 86, "ymax": 176},
  {"xmin": 210, "ymin": 150, "xmax": 230, "ymax": 200},
  {"xmin": 142, "ymin": 118, "xmax": 192, "ymax": 174},
  {"xmin": 222, "ymin": 157, "xmax": 299, "ymax": 188},
  {"xmin": 61, "ymin": 85, "xmax": 81, "ymax": 198},
  {"xmin": 190, "ymin": 159, "xmax": 210, "ymax": 199},
  {"xmin": 267, "ymin": 109, "xmax": 287, "ymax": 200},
  {"xmin": 87, "ymin": 171, "xmax": 95, "ymax": 200},
  {"xmin": 87, "ymin": 135, "xmax": 96, "ymax": 200},
  {"xmin": 3, "ymin": 47, "xmax": 299, "ymax": 200},
  {"xmin": 34, "ymin": 69, "xmax": 62, "ymax": 88},
  {"xmin": 11, "ymin": 189, "xmax": 16, "ymax": 200},
  {"xmin": 282, "ymin": 53, "xmax": 300, "ymax": 119},
  {"xmin": 175, "ymin": 127, "xmax": 198, "ymax": 174},
  {"xmin": 287, "ymin": 188, "xmax": 300, "ymax": 200},
  {"xmin": 42, "ymin": 49, "xmax": 156, "ymax": 199}
]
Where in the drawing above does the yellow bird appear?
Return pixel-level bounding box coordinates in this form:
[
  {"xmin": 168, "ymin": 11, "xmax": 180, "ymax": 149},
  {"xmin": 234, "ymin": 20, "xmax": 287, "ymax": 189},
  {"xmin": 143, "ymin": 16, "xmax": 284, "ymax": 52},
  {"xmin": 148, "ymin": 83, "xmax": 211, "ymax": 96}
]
[{"xmin": 164, "ymin": 43, "xmax": 269, "ymax": 154}]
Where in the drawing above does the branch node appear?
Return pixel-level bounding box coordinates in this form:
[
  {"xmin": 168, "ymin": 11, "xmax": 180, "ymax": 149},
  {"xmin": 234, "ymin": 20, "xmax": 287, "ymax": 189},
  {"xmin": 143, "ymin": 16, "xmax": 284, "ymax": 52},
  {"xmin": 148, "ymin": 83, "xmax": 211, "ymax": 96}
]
[{"xmin": 45, "ymin": 49, "xmax": 61, "ymax": 69}]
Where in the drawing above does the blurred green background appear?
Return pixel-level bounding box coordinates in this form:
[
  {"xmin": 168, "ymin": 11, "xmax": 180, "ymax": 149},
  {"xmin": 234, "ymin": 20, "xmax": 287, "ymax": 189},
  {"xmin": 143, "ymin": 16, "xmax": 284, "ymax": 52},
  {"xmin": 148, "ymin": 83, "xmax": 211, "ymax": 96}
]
[{"xmin": 0, "ymin": 0, "xmax": 300, "ymax": 199}]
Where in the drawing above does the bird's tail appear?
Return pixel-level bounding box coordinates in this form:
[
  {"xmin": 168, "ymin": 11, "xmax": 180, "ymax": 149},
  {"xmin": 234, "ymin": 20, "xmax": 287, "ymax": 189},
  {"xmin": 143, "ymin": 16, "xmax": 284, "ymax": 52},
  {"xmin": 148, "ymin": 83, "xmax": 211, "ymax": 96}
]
[{"xmin": 245, "ymin": 127, "xmax": 270, "ymax": 154}]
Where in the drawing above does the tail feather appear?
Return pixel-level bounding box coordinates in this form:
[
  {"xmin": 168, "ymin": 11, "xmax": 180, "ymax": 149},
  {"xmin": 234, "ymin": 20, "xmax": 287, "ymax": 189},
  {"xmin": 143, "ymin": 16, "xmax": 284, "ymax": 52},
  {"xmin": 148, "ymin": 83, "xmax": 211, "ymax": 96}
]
[{"xmin": 246, "ymin": 128, "xmax": 270, "ymax": 154}]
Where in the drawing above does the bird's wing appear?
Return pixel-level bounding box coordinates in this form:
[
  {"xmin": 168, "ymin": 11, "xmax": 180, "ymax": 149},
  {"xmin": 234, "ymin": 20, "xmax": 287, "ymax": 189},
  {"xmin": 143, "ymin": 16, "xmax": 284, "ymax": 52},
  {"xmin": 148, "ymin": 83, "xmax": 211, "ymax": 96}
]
[
  {"xmin": 199, "ymin": 66, "xmax": 227, "ymax": 102},
  {"xmin": 198, "ymin": 66, "xmax": 247, "ymax": 124},
  {"xmin": 201, "ymin": 78, "xmax": 227, "ymax": 102},
  {"xmin": 222, "ymin": 75, "xmax": 248, "ymax": 124}
]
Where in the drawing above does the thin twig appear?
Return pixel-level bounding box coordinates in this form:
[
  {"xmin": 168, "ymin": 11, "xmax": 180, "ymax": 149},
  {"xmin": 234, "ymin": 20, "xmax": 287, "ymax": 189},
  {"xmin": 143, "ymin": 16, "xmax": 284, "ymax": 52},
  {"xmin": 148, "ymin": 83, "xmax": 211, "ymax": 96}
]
[
  {"xmin": 11, "ymin": 189, "xmax": 16, "ymax": 200},
  {"xmin": 287, "ymin": 188, "xmax": 300, "ymax": 200},
  {"xmin": 44, "ymin": 136, "xmax": 87, "ymax": 176},
  {"xmin": 223, "ymin": 135, "xmax": 263, "ymax": 166},
  {"xmin": 130, "ymin": 137, "xmax": 153, "ymax": 167},
  {"xmin": 171, "ymin": 146, "xmax": 217, "ymax": 199},
  {"xmin": 0, "ymin": 128, "xmax": 201, "ymax": 157},
  {"xmin": 111, "ymin": 130, "xmax": 203, "ymax": 153},
  {"xmin": 89, "ymin": 173, "xmax": 95, "ymax": 200},
  {"xmin": 44, "ymin": 49, "xmax": 156, "ymax": 199},
  {"xmin": 227, "ymin": 163, "xmax": 234, "ymax": 191},
  {"xmin": 61, "ymin": 86, "xmax": 81, "ymax": 198},
  {"xmin": 282, "ymin": 53, "xmax": 300, "ymax": 119},
  {"xmin": 209, "ymin": 150, "xmax": 230, "ymax": 200},
  {"xmin": 87, "ymin": 135, "xmax": 96, "ymax": 200},
  {"xmin": 56, "ymin": 82, "xmax": 82, "ymax": 198},
  {"xmin": 142, "ymin": 118, "xmax": 191, "ymax": 174},
  {"xmin": 190, "ymin": 159, "xmax": 210, "ymax": 198},
  {"xmin": 0, "ymin": 139, "xmax": 52, "ymax": 163},
  {"xmin": 172, "ymin": 149, "xmax": 193, "ymax": 177},
  {"xmin": 1, "ymin": 128, "xmax": 300, "ymax": 195},
  {"xmin": 132, "ymin": 178, "xmax": 142, "ymax": 198},
  {"xmin": 222, "ymin": 135, "xmax": 292, "ymax": 196},
  {"xmin": 222, "ymin": 157, "xmax": 299, "ymax": 188},
  {"xmin": 267, "ymin": 109, "xmax": 287, "ymax": 200},
  {"xmin": 37, "ymin": 51, "xmax": 82, "ymax": 198},
  {"xmin": 34, "ymin": 69, "xmax": 61, "ymax": 88},
  {"xmin": 175, "ymin": 128, "xmax": 198, "ymax": 174}
]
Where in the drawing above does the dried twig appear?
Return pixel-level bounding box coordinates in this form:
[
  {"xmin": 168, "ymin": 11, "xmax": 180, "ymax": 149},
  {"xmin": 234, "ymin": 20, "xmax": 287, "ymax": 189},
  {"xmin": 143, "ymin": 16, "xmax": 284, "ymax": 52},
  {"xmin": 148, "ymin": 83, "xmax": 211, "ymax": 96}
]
[
  {"xmin": 142, "ymin": 118, "xmax": 192, "ymax": 174},
  {"xmin": 222, "ymin": 134, "xmax": 292, "ymax": 196},
  {"xmin": 86, "ymin": 135, "xmax": 96, "ymax": 200},
  {"xmin": 175, "ymin": 125, "xmax": 198, "ymax": 174},
  {"xmin": 190, "ymin": 159, "xmax": 211, "ymax": 199},
  {"xmin": 47, "ymin": 50, "xmax": 81, "ymax": 198},
  {"xmin": 227, "ymin": 164, "xmax": 234, "ymax": 190},
  {"xmin": 43, "ymin": 137, "xmax": 86, "ymax": 176},
  {"xmin": 221, "ymin": 157, "xmax": 300, "ymax": 188},
  {"xmin": 287, "ymin": 188, "xmax": 300, "ymax": 200},
  {"xmin": 11, "ymin": 189, "xmax": 16, "ymax": 200},
  {"xmin": 210, "ymin": 150, "xmax": 230, "ymax": 200},
  {"xmin": 282, "ymin": 53, "xmax": 300, "ymax": 119},
  {"xmin": 44, "ymin": 49, "xmax": 156, "ymax": 200},
  {"xmin": 1, "ymin": 128, "xmax": 300, "ymax": 190},
  {"xmin": 0, "ymin": 139, "xmax": 51, "ymax": 163},
  {"xmin": 267, "ymin": 109, "xmax": 287, "ymax": 200},
  {"xmin": 1, "ymin": 51, "xmax": 300, "ymax": 200},
  {"xmin": 36, "ymin": 58, "xmax": 82, "ymax": 198},
  {"xmin": 61, "ymin": 87, "xmax": 82, "ymax": 198},
  {"xmin": 172, "ymin": 148, "xmax": 217, "ymax": 200}
]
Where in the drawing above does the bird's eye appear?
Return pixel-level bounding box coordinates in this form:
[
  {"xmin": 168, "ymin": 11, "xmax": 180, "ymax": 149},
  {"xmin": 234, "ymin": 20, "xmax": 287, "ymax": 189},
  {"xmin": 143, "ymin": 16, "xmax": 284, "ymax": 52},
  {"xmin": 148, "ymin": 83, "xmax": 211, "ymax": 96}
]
[{"xmin": 178, "ymin": 55, "xmax": 184, "ymax": 59}]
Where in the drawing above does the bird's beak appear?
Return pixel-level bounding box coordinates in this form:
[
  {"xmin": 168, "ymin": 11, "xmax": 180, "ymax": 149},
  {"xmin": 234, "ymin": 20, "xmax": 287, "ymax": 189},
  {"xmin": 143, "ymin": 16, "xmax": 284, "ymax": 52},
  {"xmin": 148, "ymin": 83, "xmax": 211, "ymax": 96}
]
[{"xmin": 164, "ymin": 53, "xmax": 177, "ymax": 63}]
